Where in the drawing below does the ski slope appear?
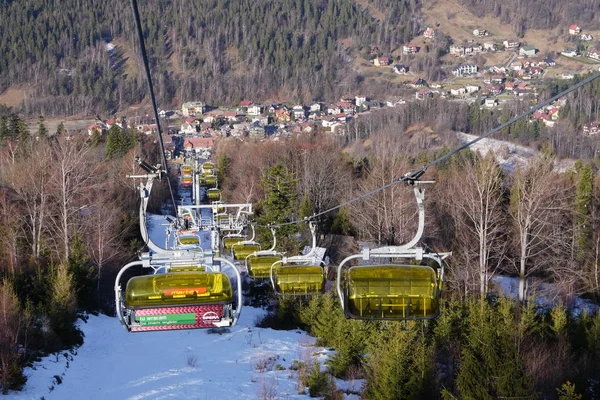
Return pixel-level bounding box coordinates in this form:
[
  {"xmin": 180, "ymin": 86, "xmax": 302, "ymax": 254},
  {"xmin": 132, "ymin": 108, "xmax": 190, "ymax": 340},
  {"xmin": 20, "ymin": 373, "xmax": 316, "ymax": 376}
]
[{"xmin": 6, "ymin": 307, "xmax": 337, "ymax": 400}]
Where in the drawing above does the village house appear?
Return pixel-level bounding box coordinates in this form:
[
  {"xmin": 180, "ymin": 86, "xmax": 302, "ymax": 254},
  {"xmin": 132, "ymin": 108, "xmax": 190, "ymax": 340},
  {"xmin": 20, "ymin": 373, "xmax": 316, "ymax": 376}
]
[
  {"xmin": 415, "ymin": 89, "xmax": 433, "ymax": 100},
  {"xmin": 465, "ymin": 84, "xmax": 480, "ymax": 94},
  {"xmin": 247, "ymin": 105, "xmax": 263, "ymax": 116},
  {"xmin": 569, "ymin": 24, "xmax": 581, "ymax": 35},
  {"xmin": 473, "ymin": 28, "xmax": 488, "ymax": 37},
  {"xmin": 561, "ymin": 48, "xmax": 579, "ymax": 57},
  {"xmin": 181, "ymin": 101, "xmax": 205, "ymax": 117},
  {"xmin": 423, "ymin": 27, "xmax": 436, "ymax": 40},
  {"xmin": 451, "ymin": 64, "xmax": 478, "ymax": 77},
  {"xmin": 355, "ymin": 96, "xmax": 367, "ymax": 107},
  {"xmin": 221, "ymin": 111, "xmax": 243, "ymax": 122},
  {"xmin": 402, "ymin": 44, "xmax": 419, "ymax": 54},
  {"xmin": 274, "ymin": 107, "xmax": 291, "ymax": 122},
  {"xmin": 505, "ymin": 81, "xmax": 516, "ymax": 91},
  {"xmin": 336, "ymin": 101, "xmax": 355, "ymax": 114},
  {"xmin": 586, "ymin": 42, "xmax": 600, "ymax": 61},
  {"xmin": 519, "ymin": 45, "xmax": 537, "ymax": 57},
  {"xmin": 310, "ymin": 102, "xmax": 324, "ymax": 112},
  {"xmin": 450, "ymin": 87, "xmax": 467, "ymax": 96},
  {"xmin": 179, "ymin": 118, "xmax": 197, "ymax": 135},
  {"xmin": 386, "ymin": 97, "xmax": 406, "ymax": 107},
  {"xmin": 483, "ymin": 42, "xmax": 497, "ymax": 51},
  {"xmin": 510, "ymin": 61, "xmax": 523, "ymax": 71},
  {"xmin": 183, "ymin": 137, "xmax": 214, "ymax": 153},
  {"xmin": 374, "ymin": 57, "xmax": 392, "ymax": 67},
  {"xmin": 583, "ymin": 122, "xmax": 600, "ymax": 136},
  {"xmin": 561, "ymin": 71, "xmax": 576, "ymax": 80},
  {"xmin": 410, "ymin": 77, "xmax": 427, "ymax": 88},
  {"xmin": 485, "ymin": 85, "xmax": 503, "ymax": 96},
  {"xmin": 393, "ymin": 64, "xmax": 409, "ymax": 74},
  {"xmin": 581, "ymin": 34, "xmax": 594, "ymax": 41},
  {"xmin": 503, "ymin": 39, "xmax": 521, "ymax": 49},
  {"xmin": 543, "ymin": 57, "xmax": 556, "ymax": 66},
  {"xmin": 327, "ymin": 104, "xmax": 341, "ymax": 115},
  {"xmin": 292, "ymin": 105, "xmax": 307, "ymax": 119},
  {"xmin": 239, "ymin": 99, "xmax": 254, "ymax": 108},
  {"xmin": 87, "ymin": 123, "xmax": 107, "ymax": 136},
  {"xmin": 484, "ymin": 98, "xmax": 498, "ymax": 107}
]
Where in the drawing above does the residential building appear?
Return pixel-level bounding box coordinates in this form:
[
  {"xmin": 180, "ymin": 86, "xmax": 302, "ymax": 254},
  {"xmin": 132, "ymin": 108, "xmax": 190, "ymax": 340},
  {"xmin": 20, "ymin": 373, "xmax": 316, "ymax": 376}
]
[
  {"xmin": 415, "ymin": 89, "xmax": 433, "ymax": 100},
  {"xmin": 451, "ymin": 64, "xmax": 478, "ymax": 77},
  {"xmin": 423, "ymin": 27, "xmax": 436, "ymax": 39},
  {"xmin": 561, "ymin": 71, "xmax": 575, "ymax": 80},
  {"xmin": 182, "ymin": 101, "xmax": 205, "ymax": 117},
  {"xmin": 561, "ymin": 48, "xmax": 579, "ymax": 57},
  {"xmin": 355, "ymin": 96, "xmax": 367, "ymax": 107},
  {"xmin": 519, "ymin": 45, "xmax": 537, "ymax": 56},
  {"xmin": 587, "ymin": 43, "xmax": 600, "ymax": 61},
  {"xmin": 247, "ymin": 105, "xmax": 263, "ymax": 116},
  {"xmin": 473, "ymin": 28, "xmax": 488, "ymax": 37},
  {"xmin": 310, "ymin": 102, "xmax": 324, "ymax": 112},
  {"xmin": 402, "ymin": 44, "xmax": 419, "ymax": 54},
  {"xmin": 374, "ymin": 57, "xmax": 391, "ymax": 67},
  {"xmin": 393, "ymin": 64, "xmax": 409, "ymax": 74},
  {"xmin": 465, "ymin": 84, "xmax": 480, "ymax": 93},
  {"xmin": 450, "ymin": 87, "xmax": 467, "ymax": 96},
  {"xmin": 510, "ymin": 61, "xmax": 523, "ymax": 71},
  {"xmin": 484, "ymin": 98, "xmax": 498, "ymax": 107},
  {"xmin": 581, "ymin": 34, "xmax": 594, "ymax": 41},
  {"xmin": 483, "ymin": 42, "xmax": 497, "ymax": 51},
  {"xmin": 292, "ymin": 105, "xmax": 307, "ymax": 119},
  {"xmin": 568, "ymin": 24, "xmax": 581, "ymax": 35},
  {"xmin": 503, "ymin": 39, "xmax": 521, "ymax": 49}
]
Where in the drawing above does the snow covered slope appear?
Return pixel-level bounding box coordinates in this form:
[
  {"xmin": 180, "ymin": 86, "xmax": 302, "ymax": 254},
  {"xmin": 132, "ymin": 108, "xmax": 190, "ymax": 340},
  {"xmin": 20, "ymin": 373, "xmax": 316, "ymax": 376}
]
[{"xmin": 5, "ymin": 307, "xmax": 327, "ymax": 399}]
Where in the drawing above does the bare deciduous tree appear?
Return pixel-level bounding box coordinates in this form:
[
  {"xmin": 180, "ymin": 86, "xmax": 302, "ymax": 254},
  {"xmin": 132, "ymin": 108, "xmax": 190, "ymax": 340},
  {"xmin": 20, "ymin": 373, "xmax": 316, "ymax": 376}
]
[
  {"xmin": 510, "ymin": 154, "xmax": 573, "ymax": 302},
  {"xmin": 447, "ymin": 153, "xmax": 507, "ymax": 298}
]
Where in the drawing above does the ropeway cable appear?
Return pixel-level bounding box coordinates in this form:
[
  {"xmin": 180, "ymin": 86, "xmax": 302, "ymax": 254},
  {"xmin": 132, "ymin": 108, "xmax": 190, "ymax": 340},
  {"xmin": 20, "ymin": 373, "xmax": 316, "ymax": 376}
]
[
  {"xmin": 257, "ymin": 70, "xmax": 600, "ymax": 229},
  {"xmin": 130, "ymin": 0, "xmax": 177, "ymax": 214}
]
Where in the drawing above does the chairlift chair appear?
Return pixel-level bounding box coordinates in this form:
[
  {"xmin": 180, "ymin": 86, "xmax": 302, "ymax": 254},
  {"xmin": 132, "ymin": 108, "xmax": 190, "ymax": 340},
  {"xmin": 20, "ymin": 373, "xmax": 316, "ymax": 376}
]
[
  {"xmin": 270, "ymin": 222, "xmax": 325, "ymax": 295},
  {"xmin": 232, "ymin": 225, "xmax": 261, "ymax": 260},
  {"xmin": 245, "ymin": 227, "xmax": 283, "ymax": 279},
  {"xmin": 207, "ymin": 188, "xmax": 221, "ymax": 202},
  {"xmin": 115, "ymin": 254, "xmax": 242, "ymax": 332},
  {"xmin": 336, "ymin": 186, "xmax": 450, "ymax": 321}
]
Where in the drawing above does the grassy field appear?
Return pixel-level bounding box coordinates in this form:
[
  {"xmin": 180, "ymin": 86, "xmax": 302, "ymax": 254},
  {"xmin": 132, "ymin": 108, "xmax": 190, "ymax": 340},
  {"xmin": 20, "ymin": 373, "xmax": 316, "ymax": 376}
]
[{"xmin": 0, "ymin": 87, "xmax": 26, "ymax": 108}]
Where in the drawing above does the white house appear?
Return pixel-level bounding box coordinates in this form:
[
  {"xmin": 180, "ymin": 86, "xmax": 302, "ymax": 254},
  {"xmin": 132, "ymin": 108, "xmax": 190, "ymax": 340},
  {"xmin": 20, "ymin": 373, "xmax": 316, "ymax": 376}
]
[
  {"xmin": 561, "ymin": 48, "xmax": 579, "ymax": 57},
  {"xmin": 503, "ymin": 39, "xmax": 520, "ymax": 49},
  {"xmin": 355, "ymin": 96, "xmax": 367, "ymax": 107},
  {"xmin": 568, "ymin": 24, "xmax": 581, "ymax": 35},
  {"xmin": 451, "ymin": 64, "xmax": 478, "ymax": 76},
  {"xmin": 181, "ymin": 101, "xmax": 205, "ymax": 117},
  {"xmin": 519, "ymin": 45, "xmax": 537, "ymax": 56},
  {"xmin": 247, "ymin": 105, "xmax": 263, "ymax": 116},
  {"xmin": 483, "ymin": 42, "xmax": 497, "ymax": 51},
  {"xmin": 465, "ymin": 84, "xmax": 480, "ymax": 94},
  {"xmin": 393, "ymin": 64, "xmax": 409, "ymax": 74}
]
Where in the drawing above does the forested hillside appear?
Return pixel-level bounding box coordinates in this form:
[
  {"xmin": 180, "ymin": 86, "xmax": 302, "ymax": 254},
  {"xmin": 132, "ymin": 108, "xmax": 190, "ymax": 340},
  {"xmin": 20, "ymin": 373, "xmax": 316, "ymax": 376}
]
[{"xmin": 0, "ymin": 0, "xmax": 422, "ymax": 116}]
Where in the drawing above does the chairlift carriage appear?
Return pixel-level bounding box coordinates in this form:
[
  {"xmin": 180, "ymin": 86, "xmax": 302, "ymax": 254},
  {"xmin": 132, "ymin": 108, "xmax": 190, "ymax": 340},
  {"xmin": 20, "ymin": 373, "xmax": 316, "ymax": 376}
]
[
  {"xmin": 336, "ymin": 185, "xmax": 450, "ymax": 321},
  {"xmin": 115, "ymin": 165, "xmax": 243, "ymax": 332},
  {"xmin": 232, "ymin": 225, "xmax": 261, "ymax": 260},
  {"xmin": 270, "ymin": 222, "xmax": 326, "ymax": 295},
  {"xmin": 206, "ymin": 188, "xmax": 221, "ymax": 202},
  {"xmin": 245, "ymin": 227, "xmax": 284, "ymax": 279}
]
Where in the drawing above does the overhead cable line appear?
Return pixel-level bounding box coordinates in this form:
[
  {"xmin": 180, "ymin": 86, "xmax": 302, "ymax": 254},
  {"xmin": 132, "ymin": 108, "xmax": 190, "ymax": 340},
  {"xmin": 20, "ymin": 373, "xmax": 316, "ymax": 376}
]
[
  {"xmin": 258, "ymin": 70, "xmax": 600, "ymax": 229},
  {"xmin": 130, "ymin": 0, "xmax": 177, "ymax": 214}
]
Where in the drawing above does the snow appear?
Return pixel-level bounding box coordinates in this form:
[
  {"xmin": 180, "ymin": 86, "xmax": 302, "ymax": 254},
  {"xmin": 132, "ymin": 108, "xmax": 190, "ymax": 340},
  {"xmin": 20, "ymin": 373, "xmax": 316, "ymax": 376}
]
[
  {"xmin": 5, "ymin": 308, "xmax": 327, "ymax": 400},
  {"xmin": 456, "ymin": 132, "xmax": 576, "ymax": 173}
]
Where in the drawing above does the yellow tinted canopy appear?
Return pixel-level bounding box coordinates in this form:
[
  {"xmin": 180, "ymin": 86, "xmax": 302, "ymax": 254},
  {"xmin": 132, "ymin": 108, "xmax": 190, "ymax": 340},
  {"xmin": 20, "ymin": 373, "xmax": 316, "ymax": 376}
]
[
  {"xmin": 222, "ymin": 235, "xmax": 244, "ymax": 249},
  {"xmin": 345, "ymin": 265, "xmax": 439, "ymax": 320},
  {"xmin": 207, "ymin": 189, "xmax": 221, "ymax": 201},
  {"xmin": 179, "ymin": 235, "xmax": 200, "ymax": 246},
  {"xmin": 247, "ymin": 254, "xmax": 282, "ymax": 279},
  {"xmin": 232, "ymin": 243, "xmax": 261, "ymax": 260},
  {"xmin": 125, "ymin": 272, "xmax": 233, "ymax": 308},
  {"xmin": 274, "ymin": 265, "xmax": 325, "ymax": 295},
  {"xmin": 203, "ymin": 175, "xmax": 217, "ymax": 187}
]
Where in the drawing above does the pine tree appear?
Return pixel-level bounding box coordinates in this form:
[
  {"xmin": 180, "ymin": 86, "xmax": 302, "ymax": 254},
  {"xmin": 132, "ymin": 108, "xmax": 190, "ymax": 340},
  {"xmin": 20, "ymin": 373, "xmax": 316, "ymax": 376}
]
[
  {"xmin": 56, "ymin": 121, "xmax": 65, "ymax": 136},
  {"xmin": 49, "ymin": 263, "xmax": 81, "ymax": 347},
  {"xmin": 37, "ymin": 116, "xmax": 47, "ymax": 139}
]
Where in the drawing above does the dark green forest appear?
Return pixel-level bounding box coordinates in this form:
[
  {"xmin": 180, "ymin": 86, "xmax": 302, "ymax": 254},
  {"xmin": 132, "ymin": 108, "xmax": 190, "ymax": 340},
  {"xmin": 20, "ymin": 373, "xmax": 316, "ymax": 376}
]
[{"xmin": 0, "ymin": 0, "xmax": 421, "ymax": 115}]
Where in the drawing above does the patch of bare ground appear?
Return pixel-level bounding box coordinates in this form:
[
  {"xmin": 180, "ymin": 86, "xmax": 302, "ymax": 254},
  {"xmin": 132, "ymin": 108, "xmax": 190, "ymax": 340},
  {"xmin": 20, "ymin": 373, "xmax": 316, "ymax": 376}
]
[
  {"xmin": 0, "ymin": 87, "xmax": 26, "ymax": 108},
  {"xmin": 353, "ymin": 0, "xmax": 385, "ymax": 22},
  {"xmin": 112, "ymin": 38, "xmax": 139, "ymax": 80}
]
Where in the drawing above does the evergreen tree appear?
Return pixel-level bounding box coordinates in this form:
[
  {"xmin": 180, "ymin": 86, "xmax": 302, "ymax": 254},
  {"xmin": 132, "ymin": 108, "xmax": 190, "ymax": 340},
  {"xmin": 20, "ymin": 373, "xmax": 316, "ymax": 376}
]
[
  {"xmin": 68, "ymin": 235, "xmax": 96, "ymax": 311},
  {"xmin": 258, "ymin": 162, "xmax": 299, "ymax": 252},
  {"xmin": 49, "ymin": 263, "xmax": 82, "ymax": 347},
  {"xmin": 37, "ymin": 116, "xmax": 47, "ymax": 139},
  {"xmin": 0, "ymin": 116, "xmax": 8, "ymax": 141},
  {"xmin": 56, "ymin": 121, "xmax": 65, "ymax": 136}
]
